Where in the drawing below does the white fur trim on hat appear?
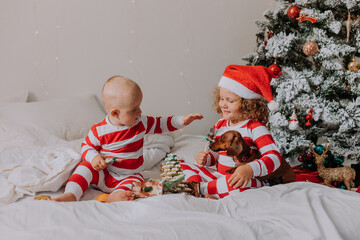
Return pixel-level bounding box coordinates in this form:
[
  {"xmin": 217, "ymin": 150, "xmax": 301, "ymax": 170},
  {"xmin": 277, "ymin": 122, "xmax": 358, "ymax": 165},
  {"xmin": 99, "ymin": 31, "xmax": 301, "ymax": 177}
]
[
  {"xmin": 268, "ymin": 100, "xmax": 279, "ymax": 112},
  {"xmin": 218, "ymin": 76, "xmax": 263, "ymax": 99}
]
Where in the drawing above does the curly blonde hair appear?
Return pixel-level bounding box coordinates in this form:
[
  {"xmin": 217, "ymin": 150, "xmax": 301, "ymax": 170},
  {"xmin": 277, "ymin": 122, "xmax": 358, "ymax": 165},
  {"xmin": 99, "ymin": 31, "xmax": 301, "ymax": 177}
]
[{"xmin": 213, "ymin": 87, "xmax": 269, "ymax": 124}]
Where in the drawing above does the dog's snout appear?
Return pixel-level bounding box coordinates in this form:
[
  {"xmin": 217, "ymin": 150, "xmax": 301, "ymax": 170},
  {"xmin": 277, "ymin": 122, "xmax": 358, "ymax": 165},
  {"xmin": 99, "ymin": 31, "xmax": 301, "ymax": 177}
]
[{"xmin": 209, "ymin": 138, "xmax": 227, "ymax": 152}]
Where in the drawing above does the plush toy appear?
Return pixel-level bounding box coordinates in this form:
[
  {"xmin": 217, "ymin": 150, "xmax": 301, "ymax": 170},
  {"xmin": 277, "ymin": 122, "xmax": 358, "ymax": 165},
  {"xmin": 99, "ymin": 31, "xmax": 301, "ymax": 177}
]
[{"xmin": 309, "ymin": 142, "xmax": 356, "ymax": 190}]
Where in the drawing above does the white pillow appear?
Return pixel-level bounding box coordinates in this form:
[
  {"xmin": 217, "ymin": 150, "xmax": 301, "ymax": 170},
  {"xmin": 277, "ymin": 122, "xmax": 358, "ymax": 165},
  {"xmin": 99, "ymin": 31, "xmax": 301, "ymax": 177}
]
[
  {"xmin": 0, "ymin": 94, "xmax": 106, "ymax": 141},
  {"xmin": 0, "ymin": 89, "xmax": 29, "ymax": 103},
  {"xmin": 171, "ymin": 134, "xmax": 207, "ymax": 164}
]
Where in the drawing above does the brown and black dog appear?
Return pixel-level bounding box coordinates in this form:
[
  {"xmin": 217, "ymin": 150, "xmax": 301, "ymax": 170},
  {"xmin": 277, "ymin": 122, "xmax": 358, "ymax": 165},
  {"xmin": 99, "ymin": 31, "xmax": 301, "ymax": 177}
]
[{"xmin": 209, "ymin": 130, "xmax": 296, "ymax": 185}]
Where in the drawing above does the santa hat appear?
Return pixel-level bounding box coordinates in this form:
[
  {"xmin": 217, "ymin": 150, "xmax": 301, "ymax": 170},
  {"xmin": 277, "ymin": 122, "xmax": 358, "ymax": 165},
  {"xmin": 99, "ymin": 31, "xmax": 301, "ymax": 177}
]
[{"xmin": 218, "ymin": 65, "xmax": 279, "ymax": 112}]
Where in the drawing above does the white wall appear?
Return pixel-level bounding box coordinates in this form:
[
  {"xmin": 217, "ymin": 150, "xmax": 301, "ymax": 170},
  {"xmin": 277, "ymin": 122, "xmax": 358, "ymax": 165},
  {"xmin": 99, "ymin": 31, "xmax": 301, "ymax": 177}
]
[{"xmin": 0, "ymin": 0, "xmax": 275, "ymax": 135}]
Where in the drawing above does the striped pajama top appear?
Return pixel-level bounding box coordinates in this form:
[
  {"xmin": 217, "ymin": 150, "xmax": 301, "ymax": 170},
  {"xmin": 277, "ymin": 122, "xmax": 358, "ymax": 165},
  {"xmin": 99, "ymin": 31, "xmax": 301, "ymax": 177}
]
[
  {"xmin": 207, "ymin": 118, "xmax": 281, "ymax": 177},
  {"xmin": 81, "ymin": 115, "xmax": 183, "ymax": 175}
]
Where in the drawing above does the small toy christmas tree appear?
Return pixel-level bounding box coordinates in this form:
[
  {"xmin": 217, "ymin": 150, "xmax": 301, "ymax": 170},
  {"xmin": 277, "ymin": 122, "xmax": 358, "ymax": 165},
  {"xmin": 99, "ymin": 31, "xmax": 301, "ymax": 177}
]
[
  {"xmin": 132, "ymin": 153, "xmax": 200, "ymax": 198},
  {"xmin": 161, "ymin": 153, "xmax": 199, "ymax": 196}
]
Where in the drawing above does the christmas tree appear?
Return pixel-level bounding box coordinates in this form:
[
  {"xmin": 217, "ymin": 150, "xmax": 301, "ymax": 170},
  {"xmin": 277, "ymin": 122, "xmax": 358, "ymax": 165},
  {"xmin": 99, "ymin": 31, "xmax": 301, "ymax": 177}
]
[{"xmin": 243, "ymin": 0, "xmax": 360, "ymax": 164}]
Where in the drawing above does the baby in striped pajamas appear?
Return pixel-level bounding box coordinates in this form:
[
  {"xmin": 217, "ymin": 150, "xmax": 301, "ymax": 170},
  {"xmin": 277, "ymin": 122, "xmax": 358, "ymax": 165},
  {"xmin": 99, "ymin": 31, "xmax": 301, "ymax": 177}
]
[
  {"xmin": 181, "ymin": 65, "xmax": 282, "ymax": 199},
  {"xmin": 54, "ymin": 76, "xmax": 203, "ymax": 202}
]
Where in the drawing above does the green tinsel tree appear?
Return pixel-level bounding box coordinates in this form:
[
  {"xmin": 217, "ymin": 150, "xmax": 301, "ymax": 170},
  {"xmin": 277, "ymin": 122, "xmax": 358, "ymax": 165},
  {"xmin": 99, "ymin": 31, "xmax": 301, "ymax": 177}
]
[{"xmin": 243, "ymin": 0, "xmax": 360, "ymax": 165}]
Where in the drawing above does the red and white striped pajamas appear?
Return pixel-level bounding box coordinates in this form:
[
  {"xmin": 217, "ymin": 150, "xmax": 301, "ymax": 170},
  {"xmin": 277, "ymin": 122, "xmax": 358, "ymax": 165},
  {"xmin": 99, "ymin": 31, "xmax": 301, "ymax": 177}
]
[
  {"xmin": 65, "ymin": 115, "xmax": 183, "ymax": 200},
  {"xmin": 181, "ymin": 118, "xmax": 282, "ymax": 199}
]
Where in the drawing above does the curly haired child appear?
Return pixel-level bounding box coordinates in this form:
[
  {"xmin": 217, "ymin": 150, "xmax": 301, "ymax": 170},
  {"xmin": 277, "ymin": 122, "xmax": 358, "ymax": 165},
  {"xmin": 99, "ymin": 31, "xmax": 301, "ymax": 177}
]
[{"xmin": 181, "ymin": 65, "xmax": 281, "ymax": 199}]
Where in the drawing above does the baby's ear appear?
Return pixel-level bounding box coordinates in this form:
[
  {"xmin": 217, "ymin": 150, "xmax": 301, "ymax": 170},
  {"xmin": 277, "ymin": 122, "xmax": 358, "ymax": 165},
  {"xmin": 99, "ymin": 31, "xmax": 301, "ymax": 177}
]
[{"xmin": 110, "ymin": 109, "xmax": 120, "ymax": 118}]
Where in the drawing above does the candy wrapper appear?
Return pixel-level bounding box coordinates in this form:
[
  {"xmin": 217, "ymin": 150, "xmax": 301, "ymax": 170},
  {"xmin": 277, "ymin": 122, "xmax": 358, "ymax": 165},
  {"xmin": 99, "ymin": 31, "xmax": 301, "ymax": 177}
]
[
  {"xmin": 105, "ymin": 157, "xmax": 122, "ymax": 165},
  {"xmin": 132, "ymin": 181, "xmax": 163, "ymax": 198}
]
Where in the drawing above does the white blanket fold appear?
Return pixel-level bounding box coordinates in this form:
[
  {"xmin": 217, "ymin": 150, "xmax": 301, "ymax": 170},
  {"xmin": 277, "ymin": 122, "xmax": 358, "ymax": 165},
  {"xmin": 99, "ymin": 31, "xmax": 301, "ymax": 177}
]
[{"xmin": 0, "ymin": 120, "xmax": 174, "ymax": 205}]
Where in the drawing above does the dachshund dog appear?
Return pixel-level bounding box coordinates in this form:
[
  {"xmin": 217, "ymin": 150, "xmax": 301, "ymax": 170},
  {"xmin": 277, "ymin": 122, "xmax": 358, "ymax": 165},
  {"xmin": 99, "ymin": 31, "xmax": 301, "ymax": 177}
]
[{"xmin": 210, "ymin": 130, "xmax": 296, "ymax": 185}]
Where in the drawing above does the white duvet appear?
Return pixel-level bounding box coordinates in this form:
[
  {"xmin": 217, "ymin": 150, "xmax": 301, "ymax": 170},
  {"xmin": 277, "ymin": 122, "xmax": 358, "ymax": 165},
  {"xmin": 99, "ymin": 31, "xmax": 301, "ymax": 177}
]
[
  {"xmin": 0, "ymin": 182, "xmax": 359, "ymax": 240},
  {"xmin": 1, "ymin": 120, "xmax": 360, "ymax": 240},
  {"xmin": 0, "ymin": 119, "xmax": 174, "ymax": 205}
]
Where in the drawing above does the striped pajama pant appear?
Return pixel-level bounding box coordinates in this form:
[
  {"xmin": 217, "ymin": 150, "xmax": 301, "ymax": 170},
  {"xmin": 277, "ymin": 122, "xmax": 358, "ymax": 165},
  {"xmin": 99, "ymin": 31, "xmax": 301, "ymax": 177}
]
[
  {"xmin": 65, "ymin": 161, "xmax": 144, "ymax": 200},
  {"xmin": 181, "ymin": 163, "xmax": 268, "ymax": 199}
]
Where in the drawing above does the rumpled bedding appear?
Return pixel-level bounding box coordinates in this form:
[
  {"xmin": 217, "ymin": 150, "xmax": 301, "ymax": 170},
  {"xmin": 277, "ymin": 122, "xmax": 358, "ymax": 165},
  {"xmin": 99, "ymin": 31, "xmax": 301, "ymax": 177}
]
[
  {"xmin": 0, "ymin": 182, "xmax": 359, "ymax": 240},
  {"xmin": 0, "ymin": 119, "xmax": 174, "ymax": 205},
  {"xmin": 1, "ymin": 120, "xmax": 360, "ymax": 240}
]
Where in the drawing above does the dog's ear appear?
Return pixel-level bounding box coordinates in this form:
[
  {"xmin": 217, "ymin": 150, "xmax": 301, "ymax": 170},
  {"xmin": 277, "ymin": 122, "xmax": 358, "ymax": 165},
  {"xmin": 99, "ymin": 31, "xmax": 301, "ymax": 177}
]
[{"xmin": 226, "ymin": 136, "xmax": 242, "ymax": 157}]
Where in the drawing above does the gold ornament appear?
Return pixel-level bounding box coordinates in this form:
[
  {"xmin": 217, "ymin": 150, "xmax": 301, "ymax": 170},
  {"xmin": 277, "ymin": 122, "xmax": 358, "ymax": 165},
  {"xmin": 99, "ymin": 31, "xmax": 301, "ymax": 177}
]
[
  {"xmin": 303, "ymin": 41, "xmax": 319, "ymax": 56},
  {"xmin": 348, "ymin": 59, "xmax": 360, "ymax": 72}
]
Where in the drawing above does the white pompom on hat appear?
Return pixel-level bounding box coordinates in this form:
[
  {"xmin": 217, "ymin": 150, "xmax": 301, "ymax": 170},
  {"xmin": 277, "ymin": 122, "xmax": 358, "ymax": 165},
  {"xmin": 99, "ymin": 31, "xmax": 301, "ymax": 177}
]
[{"xmin": 218, "ymin": 65, "xmax": 279, "ymax": 112}]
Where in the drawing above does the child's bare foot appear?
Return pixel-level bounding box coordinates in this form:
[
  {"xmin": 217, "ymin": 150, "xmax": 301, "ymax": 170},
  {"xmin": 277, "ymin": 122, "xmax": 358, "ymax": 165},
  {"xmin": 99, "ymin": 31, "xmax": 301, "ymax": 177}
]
[
  {"xmin": 52, "ymin": 193, "xmax": 76, "ymax": 202},
  {"xmin": 106, "ymin": 190, "xmax": 133, "ymax": 202},
  {"xmin": 203, "ymin": 194, "xmax": 217, "ymax": 200}
]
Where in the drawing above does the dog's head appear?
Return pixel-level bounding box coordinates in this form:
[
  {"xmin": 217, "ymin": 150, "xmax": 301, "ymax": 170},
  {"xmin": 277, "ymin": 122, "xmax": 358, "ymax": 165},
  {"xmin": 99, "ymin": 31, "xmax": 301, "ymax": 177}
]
[{"xmin": 209, "ymin": 130, "xmax": 250, "ymax": 158}]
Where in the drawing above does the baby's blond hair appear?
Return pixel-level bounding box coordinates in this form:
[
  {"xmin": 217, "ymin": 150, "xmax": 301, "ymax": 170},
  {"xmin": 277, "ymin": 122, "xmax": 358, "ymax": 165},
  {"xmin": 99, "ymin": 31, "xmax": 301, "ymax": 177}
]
[{"xmin": 102, "ymin": 75, "xmax": 142, "ymax": 113}]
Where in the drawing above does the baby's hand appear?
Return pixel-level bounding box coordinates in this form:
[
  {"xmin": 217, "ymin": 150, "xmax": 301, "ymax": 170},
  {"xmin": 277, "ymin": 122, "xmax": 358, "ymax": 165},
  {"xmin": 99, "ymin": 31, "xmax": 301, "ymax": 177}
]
[
  {"xmin": 228, "ymin": 164, "xmax": 254, "ymax": 189},
  {"xmin": 91, "ymin": 155, "xmax": 107, "ymax": 171},
  {"xmin": 196, "ymin": 151, "xmax": 208, "ymax": 168},
  {"xmin": 182, "ymin": 113, "xmax": 203, "ymax": 125}
]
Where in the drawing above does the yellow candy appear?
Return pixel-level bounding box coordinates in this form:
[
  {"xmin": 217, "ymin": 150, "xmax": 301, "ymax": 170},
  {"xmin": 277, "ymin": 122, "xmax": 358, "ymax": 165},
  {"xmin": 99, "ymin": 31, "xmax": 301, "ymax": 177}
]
[
  {"xmin": 96, "ymin": 193, "xmax": 109, "ymax": 202},
  {"xmin": 34, "ymin": 195, "xmax": 51, "ymax": 200}
]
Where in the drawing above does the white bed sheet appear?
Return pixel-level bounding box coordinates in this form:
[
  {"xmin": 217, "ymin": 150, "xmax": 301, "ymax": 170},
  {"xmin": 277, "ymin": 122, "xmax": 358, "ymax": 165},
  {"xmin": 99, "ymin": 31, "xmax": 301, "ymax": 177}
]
[
  {"xmin": 1, "ymin": 182, "xmax": 359, "ymax": 240},
  {"xmin": 1, "ymin": 120, "xmax": 360, "ymax": 240}
]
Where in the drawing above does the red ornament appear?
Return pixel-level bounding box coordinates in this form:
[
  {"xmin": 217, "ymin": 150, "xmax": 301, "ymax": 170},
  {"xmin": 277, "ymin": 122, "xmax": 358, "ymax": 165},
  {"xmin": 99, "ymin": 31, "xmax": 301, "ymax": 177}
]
[
  {"xmin": 264, "ymin": 29, "xmax": 272, "ymax": 46},
  {"xmin": 298, "ymin": 155, "xmax": 304, "ymax": 162},
  {"xmin": 305, "ymin": 108, "xmax": 313, "ymax": 126},
  {"xmin": 264, "ymin": 31, "xmax": 272, "ymax": 45},
  {"xmin": 287, "ymin": 5, "xmax": 301, "ymax": 19},
  {"xmin": 267, "ymin": 31, "xmax": 272, "ymax": 39},
  {"xmin": 269, "ymin": 64, "xmax": 282, "ymax": 78},
  {"xmin": 305, "ymin": 153, "xmax": 313, "ymax": 161}
]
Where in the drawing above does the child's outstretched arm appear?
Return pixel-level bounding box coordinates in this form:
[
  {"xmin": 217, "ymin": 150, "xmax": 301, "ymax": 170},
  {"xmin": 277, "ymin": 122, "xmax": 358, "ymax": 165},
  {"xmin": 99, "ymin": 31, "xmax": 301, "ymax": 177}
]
[
  {"xmin": 144, "ymin": 113, "xmax": 203, "ymax": 135},
  {"xmin": 181, "ymin": 113, "xmax": 203, "ymax": 125}
]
